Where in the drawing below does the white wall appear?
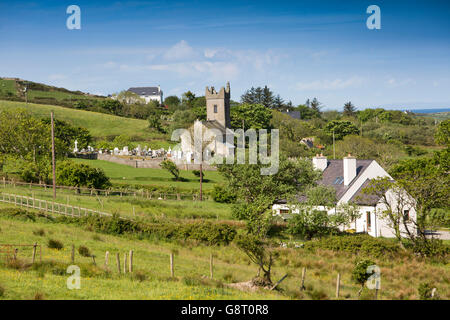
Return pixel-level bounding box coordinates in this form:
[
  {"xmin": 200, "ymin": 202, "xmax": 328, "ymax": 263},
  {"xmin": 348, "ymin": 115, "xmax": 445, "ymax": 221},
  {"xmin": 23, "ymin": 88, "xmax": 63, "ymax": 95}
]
[{"xmin": 338, "ymin": 161, "xmax": 392, "ymax": 204}]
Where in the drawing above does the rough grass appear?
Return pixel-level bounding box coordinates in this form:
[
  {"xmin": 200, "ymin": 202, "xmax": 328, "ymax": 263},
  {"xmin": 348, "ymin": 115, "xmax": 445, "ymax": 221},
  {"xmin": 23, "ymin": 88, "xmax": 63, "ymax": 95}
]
[{"xmin": 1, "ymin": 204, "xmax": 448, "ymax": 300}]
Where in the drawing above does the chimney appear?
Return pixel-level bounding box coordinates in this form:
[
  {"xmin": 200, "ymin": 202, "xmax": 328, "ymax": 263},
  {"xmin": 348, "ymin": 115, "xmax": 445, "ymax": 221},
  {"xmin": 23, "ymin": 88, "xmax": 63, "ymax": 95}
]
[
  {"xmin": 312, "ymin": 153, "xmax": 327, "ymax": 171},
  {"xmin": 158, "ymin": 85, "xmax": 161, "ymax": 92},
  {"xmin": 343, "ymin": 154, "xmax": 356, "ymax": 185}
]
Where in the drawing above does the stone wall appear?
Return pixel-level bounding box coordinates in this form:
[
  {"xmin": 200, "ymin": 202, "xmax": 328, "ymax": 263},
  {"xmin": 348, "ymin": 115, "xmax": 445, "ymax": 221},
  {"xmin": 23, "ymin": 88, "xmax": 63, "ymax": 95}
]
[{"xmin": 96, "ymin": 154, "xmax": 217, "ymax": 171}]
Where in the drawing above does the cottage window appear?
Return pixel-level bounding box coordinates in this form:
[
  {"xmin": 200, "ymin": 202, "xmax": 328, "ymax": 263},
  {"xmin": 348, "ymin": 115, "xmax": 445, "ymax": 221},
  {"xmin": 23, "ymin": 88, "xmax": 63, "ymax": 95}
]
[
  {"xmin": 403, "ymin": 209, "xmax": 410, "ymax": 221},
  {"xmin": 366, "ymin": 211, "xmax": 371, "ymax": 231},
  {"xmin": 214, "ymin": 105, "xmax": 218, "ymax": 113},
  {"xmin": 280, "ymin": 209, "xmax": 289, "ymax": 215}
]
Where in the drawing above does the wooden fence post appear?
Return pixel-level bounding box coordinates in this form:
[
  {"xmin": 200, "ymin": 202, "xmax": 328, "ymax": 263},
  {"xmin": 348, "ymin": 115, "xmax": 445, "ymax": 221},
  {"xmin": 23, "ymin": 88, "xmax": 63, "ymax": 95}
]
[
  {"xmin": 300, "ymin": 267, "xmax": 306, "ymax": 291},
  {"xmin": 270, "ymin": 274, "xmax": 288, "ymax": 291},
  {"xmin": 336, "ymin": 273, "xmax": 341, "ymax": 298},
  {"xmin": 116, "ymin": 253, "xmax": 121, "ymax": 274},
  {"xmin": 71, "ymin": 244, "xmax": 75, "ymax": 263},
  {"xmin": 105, "ymin": 251, "xmax": 109, "ymax": 266},
  {"xmin": 32, "ymin": 242, "xmax": 37, "ymax": 264},
  {"xmin": 210, "ymin": 253, "xmax": 214, "ymax": 279},
  {"xmin": 170, "ymin": 253, "xmax": 174, "ymax": 277},
  {"xmin": 123, "ymin": 253, "xmax": 127, "ymax": 274},
  {"xmin": 129, "ymin": 250, "xmax": 133, "ymax": 273}
]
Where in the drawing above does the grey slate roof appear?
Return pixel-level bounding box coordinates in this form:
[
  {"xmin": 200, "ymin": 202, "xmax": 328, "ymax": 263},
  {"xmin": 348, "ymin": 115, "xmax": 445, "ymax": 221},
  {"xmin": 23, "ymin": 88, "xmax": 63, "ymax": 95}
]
[
  {"xmin": 349, "ymin": 179, "xmax": 382, "ymax": 206},
  {"xmin": 282, "ymin": 110, "xmax": 301, "ymax": 120},
  {"xmin": 128, "ymin": 87, "xmax": 160, "ymax": 96},
  {"xmin": 319, "ymin": 159, "xmax": 373, "ymax": 200}
]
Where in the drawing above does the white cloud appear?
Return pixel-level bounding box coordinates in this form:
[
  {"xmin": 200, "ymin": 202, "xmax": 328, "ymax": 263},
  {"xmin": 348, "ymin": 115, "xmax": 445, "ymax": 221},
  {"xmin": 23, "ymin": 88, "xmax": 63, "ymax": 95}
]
[
  {"xmin": 146, "ymin": 61, "xmax": 240, "ymax": 80},
  {"xmin": 163, "ymin": 40, "xmax": 196, "ymax": 61},
  {"xmin": 386, "ymin": 78, "xmax": 415, "ymax": 87},
  {"xmin": 295, "ymin": 76, "xmax": 365, "ymax": 91}
]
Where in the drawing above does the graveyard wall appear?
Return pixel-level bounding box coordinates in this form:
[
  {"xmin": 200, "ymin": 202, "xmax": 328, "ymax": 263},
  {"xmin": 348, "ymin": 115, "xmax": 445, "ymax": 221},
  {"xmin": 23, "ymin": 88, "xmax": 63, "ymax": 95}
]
[{"xmin": 97, "ymin": 154, "xmax": 217, "ymax": 171}]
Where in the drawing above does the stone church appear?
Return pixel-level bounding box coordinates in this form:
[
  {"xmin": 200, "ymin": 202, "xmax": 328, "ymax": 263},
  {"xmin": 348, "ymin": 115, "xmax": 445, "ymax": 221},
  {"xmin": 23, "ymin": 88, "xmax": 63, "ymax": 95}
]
[{"xmin": 178, "ymin": 82, "xmax": 235, "ymax": 163}]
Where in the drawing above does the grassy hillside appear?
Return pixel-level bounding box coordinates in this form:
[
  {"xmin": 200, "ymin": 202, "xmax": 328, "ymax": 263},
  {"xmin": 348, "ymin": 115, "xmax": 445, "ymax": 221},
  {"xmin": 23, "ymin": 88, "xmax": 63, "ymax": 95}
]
[
  {"xmin": 0, "ymin": 100, "xmax": 166, "ymax": 144},
  {"xmin": 0, "ymin": 78, "xmax": 102, "ymax": 103}
]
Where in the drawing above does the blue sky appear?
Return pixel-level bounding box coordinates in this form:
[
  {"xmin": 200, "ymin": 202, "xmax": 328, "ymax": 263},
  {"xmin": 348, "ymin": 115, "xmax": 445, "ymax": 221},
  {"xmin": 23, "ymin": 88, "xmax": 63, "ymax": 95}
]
[{"xmin": 1, "ymin": 0, "xmax": 449, "ymax": 110}]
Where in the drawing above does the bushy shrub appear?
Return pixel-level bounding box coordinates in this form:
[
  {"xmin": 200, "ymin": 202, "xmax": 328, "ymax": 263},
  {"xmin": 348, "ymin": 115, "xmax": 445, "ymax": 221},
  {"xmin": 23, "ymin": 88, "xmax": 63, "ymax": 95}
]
[
  {"xmin": 33, "ymin": 228, "xmax": 45, "ymax": 236},
  {"xmin": 0, "ymin": 284, "xmax": 4, "ymax": 297},
  {"xmin": 47, "ymin": 239, "xmax": 64, "ymax": 250},
  {"xmin": 212, "ymin": 185, "xmax": 236, "ymax": 203},
  {"xmin": 78, "ymin": 245, "xmax": 92, "ymax": 257},
  {"xmin": 407, "ymin": 238, "xmax": 449, "ymax": 259},
  {"xmin": 303, "ymin": 235, "xmax": 399, "ymax": 258},
  {"xmin": 352, "ymin": 259, "xmax": 376, "ymax": 290}
]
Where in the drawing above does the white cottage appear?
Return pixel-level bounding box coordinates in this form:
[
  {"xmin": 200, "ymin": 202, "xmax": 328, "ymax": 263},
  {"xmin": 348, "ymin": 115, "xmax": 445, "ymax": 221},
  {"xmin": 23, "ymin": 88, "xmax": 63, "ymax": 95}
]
[
  {"xmin": 272, "ymin": 154, "xmax": 417, "ymax": 238},
  {"xmin": 127, "ymin": 86, "xmax": 163, "ymax": 104}
]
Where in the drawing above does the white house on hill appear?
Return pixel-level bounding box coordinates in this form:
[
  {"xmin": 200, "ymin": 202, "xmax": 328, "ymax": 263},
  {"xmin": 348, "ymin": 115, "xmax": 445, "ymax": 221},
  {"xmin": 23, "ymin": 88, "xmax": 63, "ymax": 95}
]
[
  {"xmin": 127, "ymin": 86, "xmax": 163, "ymax": 104},
  {"xmin": 272, "ymin": 154, "xmax": 417, "ymax": 238}
]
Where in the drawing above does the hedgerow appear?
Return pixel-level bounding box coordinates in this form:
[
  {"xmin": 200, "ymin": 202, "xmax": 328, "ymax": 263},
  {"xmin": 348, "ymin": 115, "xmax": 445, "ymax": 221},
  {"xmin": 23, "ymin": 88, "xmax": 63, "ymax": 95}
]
[
  {"xmin": 303, "ymin": 234, "xmax": 400, "ymax": 258},
  {"xmin": 0, "ymin": 207, "xmax": 236, "ymax": 246}
]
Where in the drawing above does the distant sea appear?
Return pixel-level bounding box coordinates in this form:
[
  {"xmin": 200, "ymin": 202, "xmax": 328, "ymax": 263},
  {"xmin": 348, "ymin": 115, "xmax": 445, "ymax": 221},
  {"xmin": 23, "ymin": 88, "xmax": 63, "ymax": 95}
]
[{"xmin": 409, "ymin": 108, "xmax": 450, "ymax": 114}]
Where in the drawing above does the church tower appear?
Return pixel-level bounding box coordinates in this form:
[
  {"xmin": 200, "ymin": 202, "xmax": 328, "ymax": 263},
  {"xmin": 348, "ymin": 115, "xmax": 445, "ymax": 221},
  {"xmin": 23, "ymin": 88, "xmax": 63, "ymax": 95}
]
[{"xmin": 205, "ymin": 82, "xmax": 231, "ymax": 128}]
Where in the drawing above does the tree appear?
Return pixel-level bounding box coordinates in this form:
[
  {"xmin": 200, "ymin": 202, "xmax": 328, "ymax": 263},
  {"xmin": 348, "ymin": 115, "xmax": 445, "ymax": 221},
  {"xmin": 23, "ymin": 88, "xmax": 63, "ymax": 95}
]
[
  {"xmin": 230, "ymin": 103, "xmax": 272, "ymax": 130},
  {"xmin": 164, "ymin": 95, "xmax": 181, "ymax": 108},
  {"xmin": 310, "ymin": 98, "xmax": 322, "ymax": 114},
  {"xmin": 435, "ymin": 119, "xmax": 449, "ymax": 146},
  {"xmin": 113, "ymin": 90, "xmax": 146, "ymax": 105},
  {"xmin": 160, "ymin": 160, "xmax": 180, "ymax": 181},
  {"xmin": 352, "ymin": 259, "xmax": 376, "ymax": 296},
  {"xmin": 148, "ymin": 108, "xmax": 165, "ymax": 133},
  {"xmin": 335, "ymin": 135, "xmax": 403, "ymax": 169},
  {"xmin": 41, "ymin": 118, "xmax": 91, "ymax": 154},
  {"xmin": 296, "ymin": 104, "xmax": 321, "ymax": 120},
  {"xmin": 235, "ymin": 234, "xmax": 275, "ymax": 284},
  {"xmin": 389, "ymin": 158, "xmax": 450, "ymax": 239},
  {"xmin": 219, "ymin": 157, "xmax": 320, "ymax": 236},
  {"xmin": 97, "ymin": 99, "xmax": 124, "ymax": 115},
  {"xmin": 240, "ymin": 86, "xmax": 281, "ymax": 109},
  {"xmin": 361, "ymin": 177, "xmax": 415, "ymax": 243},
  {"xmin": 181, "ymin": 91, "xmax": 196, "ymax": 109},
  {"xmin": 324, "ymin": 120, "xmax": 359, "ymax": 140},
  {"xmin": 56, "ymin": 160, "xmax": 111, "ymax": 192},
  {"xmin": 0, "ymin": 109, "xmax": 51, "ymax": 183},
  {"xmin": 169, "ymin": 109, "xmax": 197, "ymax": 134},
  {"xmin": 343, "ymin": 101, "xmax": 356, "ymax": 117}
]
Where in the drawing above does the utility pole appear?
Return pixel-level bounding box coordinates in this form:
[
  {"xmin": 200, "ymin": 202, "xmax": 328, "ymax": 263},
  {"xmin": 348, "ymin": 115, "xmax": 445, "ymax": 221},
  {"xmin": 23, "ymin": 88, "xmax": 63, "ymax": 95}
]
[
  {"xmin": 51, "ymin": 111, "xmax": 56, "ymax": 199},
  {"xmin": 24, "ymin": 82, "xmax": 28, "ymax": 106},
  {"xmin": 199, "ymin": 162, "xmax": 203, "ymax": 201},
  {"xmin": 332, "ymin": 129, "xmax": 336, "ymax": 159}
]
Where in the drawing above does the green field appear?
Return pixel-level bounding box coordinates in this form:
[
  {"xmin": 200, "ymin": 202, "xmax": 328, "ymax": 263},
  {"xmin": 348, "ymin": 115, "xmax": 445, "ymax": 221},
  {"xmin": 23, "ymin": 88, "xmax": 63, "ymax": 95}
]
[
  {"xmin": 73, "ymin": 159, "xmax": 225, "ymax": 191},
  {"xmin": 0, "ymin": 100, "xmax": 165, "ymax": 143},
  {"xmin": 1, "ymin": 203, "xmax": 449, "ymax": 300},
  {"xmin": 0, "ymin": 183, "xmax": 233, "ymax": 221},
  {"xmin": 0, "ymin": 205, "xmax": 279, "ymax": 300}
]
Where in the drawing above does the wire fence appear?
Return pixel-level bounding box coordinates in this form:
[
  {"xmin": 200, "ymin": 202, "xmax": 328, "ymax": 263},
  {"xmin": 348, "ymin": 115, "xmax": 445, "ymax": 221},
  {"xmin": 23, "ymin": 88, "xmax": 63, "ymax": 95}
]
[
  {"xmin": 0, "ymin": 192, "xmax": 112, "ymax": 218},
  {"xmin": 0, "ymin": 177, "xmax": 208, "ymax": 201}
]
